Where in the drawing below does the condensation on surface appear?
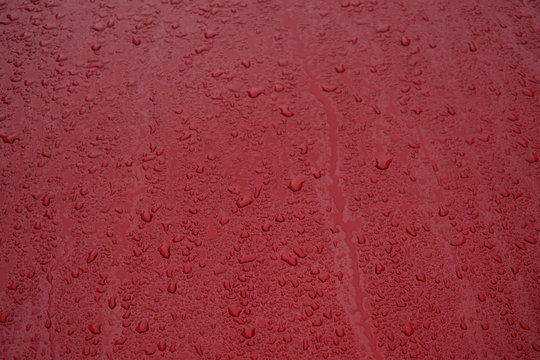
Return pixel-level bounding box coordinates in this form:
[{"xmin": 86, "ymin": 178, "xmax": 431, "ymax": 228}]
[{"xmin": 0, "ymin": 0, "xmax": 539, "ymax": 359}]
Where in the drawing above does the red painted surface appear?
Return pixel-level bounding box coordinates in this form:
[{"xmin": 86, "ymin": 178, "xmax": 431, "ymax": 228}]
[{"xmin": 1, "ymin": 0, "xmax": 539, "ymax": 359}]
